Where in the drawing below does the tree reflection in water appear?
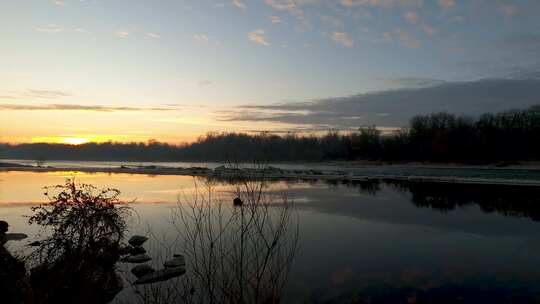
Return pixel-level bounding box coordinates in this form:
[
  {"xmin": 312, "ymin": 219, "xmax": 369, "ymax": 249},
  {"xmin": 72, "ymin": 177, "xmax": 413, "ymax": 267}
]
[
  {"xmin": 321, "ymin": 178, "xmax": 540, "ymax": 221},
  {"xmin": 4, "ymin": 175, "xmax": 540, "ymax": 304},
  {"xmin": 403, "ymin": 182, "xmax": 540, "ymax": 221},
  {"xmin": 130, "ymin": 178, "xmax": 300, "ymax": 304}
]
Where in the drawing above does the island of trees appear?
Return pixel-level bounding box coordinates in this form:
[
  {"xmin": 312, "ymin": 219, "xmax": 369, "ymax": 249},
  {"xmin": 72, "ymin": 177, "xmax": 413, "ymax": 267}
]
[{"xmin": 1, "ymin": 105, "xmax": 539, "ymax": 163}]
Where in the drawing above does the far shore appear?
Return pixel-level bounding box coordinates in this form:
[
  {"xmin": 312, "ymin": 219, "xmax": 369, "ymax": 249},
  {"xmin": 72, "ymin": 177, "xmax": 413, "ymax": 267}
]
[{"xmin": 2, "ymin": 160, "xmax": 540, "ymax": 187}]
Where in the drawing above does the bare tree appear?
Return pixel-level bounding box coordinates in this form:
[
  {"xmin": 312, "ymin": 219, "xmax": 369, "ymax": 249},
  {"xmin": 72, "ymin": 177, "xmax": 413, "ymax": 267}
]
[
  {"xmin": 129, "ymin": 175, "xmax": 299, "ymax": 304},
  {"xmin": 173, "ymin": 177, "xmax": 299, "ymax": 304}
]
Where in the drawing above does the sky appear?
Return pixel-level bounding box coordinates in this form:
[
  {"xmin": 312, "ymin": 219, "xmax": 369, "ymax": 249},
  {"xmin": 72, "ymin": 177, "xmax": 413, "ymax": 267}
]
[{"xmin": 1, "ymin": 0, "xmax": 539, "ymax": 144}]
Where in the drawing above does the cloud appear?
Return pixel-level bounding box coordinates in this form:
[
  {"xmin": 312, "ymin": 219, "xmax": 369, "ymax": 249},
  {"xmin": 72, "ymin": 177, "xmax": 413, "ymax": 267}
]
[
  {"xmin": 403, "ymin": 11, "xmax": 418, "ymax": 23},
  {"xmin": 339, "ymin": 0, "xmax": 419, "ymax": 7},
  {"xmin": 438, "ymin": 0, "xmax": 455, "ymax": 9},
  {"xmin": 320, "ymin": 15, "xmax": 344, "ymax": 28},
  {"xmin": 232, "ymin": 0, "xmax": 246, "ymax": 10},
  {"xmin": 0, "ymin": 104, "xmax": 175, "ymax": 112},
  {"xmin": 265, "ymin": 0, "xmax": 297, "ymax": 11},
  {"xmin": 114, "ymin": 30, "xmax": 130, "ymax": 38},
  {"xmin": 74, "ymin": 28, "xmax": 91, "ymax": 34},
  {"xmin": 339, "ymin": 0, "xmax": 383, "ymax": 6},
  {"xmin": 500, "ymin": 4, "xmax": 519, "ymax": 17},
  {"xmin": 400, "ymin": 0, "xmax": 423, "ymax": 7},
  {"xmin": 146, "ymin": 32, "xmax": 160, "ymax": 39},
  {"xmin": 174, "ymin": 77, "xmax": 217, "ymax": 87},
  {"xmin": 27, "ymin": 89, "xmax": 72, "ymax": 99},
  {"xmin": 421, "ymin": 24, "xmax": 438, "ymax": 36},
  {"xmin": 330, "ymin": 32, "xmax": 354, "ymax": 47},
  {"xmin": 52, "ymin": 0, "xmax": 67, "ymax": 6},
  {"xmin": 35, "ymin": 25, "xmax": 92, "ymax": 35},
  {"xmin": 381, "ymin": 29, "xmax": 419, "ymax": 48},
  {"xmin": 35, "ymin": 24, "xmax": 64, "ymax": 33},
  {"xmin": 264, "ymin": 0, "xmax": 309, "ymax": 22},
  {"xmin": 395, "ymin": 28, "xmax": 419, "ymax": 48},
  {"xmin": 385, "ymin": 77, "xmax": 446, "ymax": 88},
  {"xmin": 198, "ymin": 80, "xmax": 213, "ymax": 86},
  {"xmin": 248, "ymin": 29, "xmax": 270, "ymax": 46},
  {"xmin": 218, "ymin": 78, "xmax": 540, "ymax": 129},
  {"xmin": 0, "ymin": 89, "xmax": 72, "ymax": 100},
  {"xmin": 193, "ymin": 34, "xmax": 209, "ymax": 43},
  {"xmin": 269, "ymin": 15, "xmax": 282, "ymax": 24}
]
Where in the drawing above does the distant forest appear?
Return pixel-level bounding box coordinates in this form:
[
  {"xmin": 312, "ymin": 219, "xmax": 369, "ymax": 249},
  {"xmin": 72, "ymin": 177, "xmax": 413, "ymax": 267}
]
[{"xmin": 1, "ymin": 106, "xmax": 539, "ymax": 163}]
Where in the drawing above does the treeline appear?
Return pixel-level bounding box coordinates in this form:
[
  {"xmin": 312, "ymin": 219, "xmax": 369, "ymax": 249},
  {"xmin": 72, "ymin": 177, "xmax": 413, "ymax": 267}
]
[
  {"xmin": 1, "ymin": 106, "xmax": 539, "ymax": 163},
  {"xmin": 0, "ymin": 141, "xmax": 182, "ymax": 162}
]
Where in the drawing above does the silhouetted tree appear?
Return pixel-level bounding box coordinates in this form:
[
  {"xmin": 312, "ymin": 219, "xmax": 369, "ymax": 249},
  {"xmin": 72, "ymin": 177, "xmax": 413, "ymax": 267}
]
[
  {"xmin": 1, "ymin": 105, "xmax": 539, "ymax": 163},
  {"xmin": 27, "ymin": 179, "xmax": 131, "ymax": 303}
]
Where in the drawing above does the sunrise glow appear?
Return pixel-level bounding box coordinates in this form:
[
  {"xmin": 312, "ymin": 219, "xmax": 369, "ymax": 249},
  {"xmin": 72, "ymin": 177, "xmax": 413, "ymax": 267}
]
[
  {"xmin": 0, "ymin": 1, "xmax": 539, "ymax": 145},
  {"xmin": 61, "ymin": 137, "xmax": 90, "ymax": 145},
  {"xmin": 30, "ymin": 136, "xmax": 125, "ymax": 145}
]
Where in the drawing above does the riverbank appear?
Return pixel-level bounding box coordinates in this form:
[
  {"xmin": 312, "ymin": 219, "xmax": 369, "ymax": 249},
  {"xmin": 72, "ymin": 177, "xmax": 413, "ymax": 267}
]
[{"xmin": 3, "ymin": 161, "xmax": 540, "ymax": 186}]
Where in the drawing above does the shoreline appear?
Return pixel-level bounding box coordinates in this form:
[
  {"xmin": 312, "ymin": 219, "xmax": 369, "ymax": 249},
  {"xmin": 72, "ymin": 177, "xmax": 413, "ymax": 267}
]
[{"xmin": 3, "ymin": 163, "xmax": 540, "ymax": 187}]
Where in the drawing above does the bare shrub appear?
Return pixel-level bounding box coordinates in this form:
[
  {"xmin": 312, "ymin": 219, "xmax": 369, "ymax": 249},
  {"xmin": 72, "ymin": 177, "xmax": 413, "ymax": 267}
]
[
  {"xmin": 28, "ymin": 178, "xmax": 131, "ymax": 303},
  {"xmin": 129, "ymin": 176, "xmax": 299, "ymax": 304},
  {"xmin": 168, "ymin": 177, "xmax": 299, "ymax": 304}
]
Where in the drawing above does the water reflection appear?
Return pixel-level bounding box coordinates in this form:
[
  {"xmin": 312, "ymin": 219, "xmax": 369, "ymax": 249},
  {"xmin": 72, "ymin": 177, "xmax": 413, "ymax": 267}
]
[
  {"xmin": 1, "ymin": 176, "xmax": 300, "ymax": 304},
  {"xmin": 3, "ymin": 172, "xmax": 540, "ymax": 303},
  {"xmin": 4, "ymin": 171, "xmax": 540, "ymax": 224},
  {"xmin": 322, "ymin": 178, "xmax": 540, "ymax": 222},
  {"xmin": 405, "ymin": 182, "xmax": 540, "ymax": 221}
]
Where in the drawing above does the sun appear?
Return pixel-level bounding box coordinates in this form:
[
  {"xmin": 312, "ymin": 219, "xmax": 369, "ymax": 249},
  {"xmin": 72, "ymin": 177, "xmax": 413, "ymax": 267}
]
[{"xmin": 62, "ymin": 137, "xmax": 90, "ymax": 145}]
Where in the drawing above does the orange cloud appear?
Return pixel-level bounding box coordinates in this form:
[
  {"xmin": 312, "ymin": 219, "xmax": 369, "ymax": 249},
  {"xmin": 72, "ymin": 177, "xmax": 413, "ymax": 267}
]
[
  {"xmin": 248, "ymin": 29, "xmax": 270, "ymax": 46},
  {"xmin": 330, "ymin": 32, "xmax": 354, "ymax": 47}
]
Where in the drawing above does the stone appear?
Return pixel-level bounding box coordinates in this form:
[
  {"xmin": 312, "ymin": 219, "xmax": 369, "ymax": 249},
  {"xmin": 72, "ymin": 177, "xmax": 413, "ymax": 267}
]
[
  {"xmin": 128, "ymin": 235, "xmax": 148, "ymax": 247},
  {"xmin": 123, "ymin": 254, "xmax": 151, "ymax": 263},
  {"xmin": 5, "ymin": 233, "xmax": 28, "ymax": 241},
  {"xmin": 131, "ymin": 264, "xmax": 155, "ymax": 278},
  {"xmin": 130, "ymin": 246, "xmax": 146, "ymax": 255},
  {"xmin": 233, "ymin": 197, "xmax": 243, "ymax": 207},
  {"xmin": 134, "ymin": 267, "xmax": 186, "ymax": 285},
  {"xmin": 214, "ymin": 165, "xmax": 226, "ymax": 172},
  {"xmin": 265, "ymin": 166, "xmax": 283, "ymax": 174},
  {"xmin": 164, "ymin": 255, "xmax": 186, "ymax": 268},
  {"xmin": 118, "ymin": 245, "xmax": 132, "ymax": 256}
]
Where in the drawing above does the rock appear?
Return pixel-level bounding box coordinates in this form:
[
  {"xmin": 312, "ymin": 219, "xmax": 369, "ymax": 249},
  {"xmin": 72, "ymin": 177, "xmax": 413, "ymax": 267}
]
[
  {"xmin": 131, "ymin": 264, "xmax": 155, "ymax": 278},
  {"xmin": 134, "ymin": 267, "xmax": 186, "ymax": 285},
  {"xmin": 5, "ymin": 233, "xmax": 28, "ymax": 241},
  {"xmin": 233, "ymin": 197, "xmax": 243, "ymax": 207},
  {"xmin": 128, "ymin": 235, "xmax": 148, "ymax": 247},
  {"xmin": 28, "ymin": 241, "xmax": 41, "ymax": 246},
  {"xmin": 118, "ymin": 245, "xmax": 133, "ymax": 256},
  {"xmin": 265, "ymin": 166, "xmax": 283, "ymax": 174},
  {"xmin": 164, "ymin": 255, "xmax": 186, "ymax": 268},
  {"xmin": 122, "ymin": 254, "xmax": 151, "ymax": 263},
  {"xmin": 214, "ymin": 165, "xmax": 226, "ymax": 172},
  {"xmin": 130, "ymin": 246, "xmax": 146, "ymax": 255}
]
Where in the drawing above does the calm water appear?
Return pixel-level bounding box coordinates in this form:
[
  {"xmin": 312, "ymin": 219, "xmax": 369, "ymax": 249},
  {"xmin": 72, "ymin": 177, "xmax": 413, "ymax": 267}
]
[{"xmin": 2, "ymin": 171, "xmax": 540, "ymax": 303}]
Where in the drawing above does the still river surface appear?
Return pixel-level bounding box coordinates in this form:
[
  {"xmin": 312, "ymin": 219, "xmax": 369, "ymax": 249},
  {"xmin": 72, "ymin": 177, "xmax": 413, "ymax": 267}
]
[{"xmin": 1, "ymin": 169, "xmax": 540, "ymax": 303}]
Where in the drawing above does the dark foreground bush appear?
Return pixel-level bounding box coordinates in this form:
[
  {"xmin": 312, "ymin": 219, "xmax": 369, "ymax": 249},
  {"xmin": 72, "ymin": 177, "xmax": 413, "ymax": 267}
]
[{"xmin": 27, "ymin": 179, "xmax": 131, "ymax": 304}]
